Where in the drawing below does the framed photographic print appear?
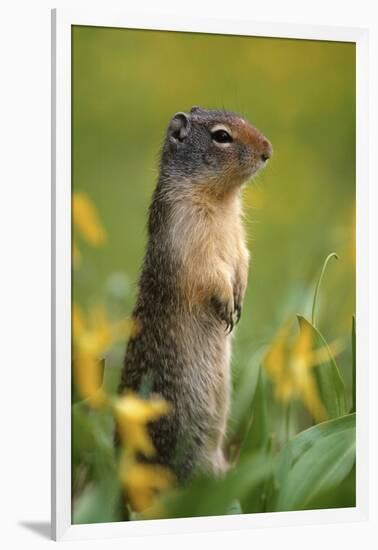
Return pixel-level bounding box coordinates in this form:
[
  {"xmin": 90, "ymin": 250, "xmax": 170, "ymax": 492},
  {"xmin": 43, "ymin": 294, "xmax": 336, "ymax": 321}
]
[{"xmin": 51, "ymin": 8, "xmax": 369, "ymax": 541}]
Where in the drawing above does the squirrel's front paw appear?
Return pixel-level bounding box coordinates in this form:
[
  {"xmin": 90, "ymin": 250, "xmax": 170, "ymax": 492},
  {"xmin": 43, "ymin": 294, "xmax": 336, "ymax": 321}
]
[{"xmin": 211, "ymin": 295, "xmax": 235, "ymax": 334}]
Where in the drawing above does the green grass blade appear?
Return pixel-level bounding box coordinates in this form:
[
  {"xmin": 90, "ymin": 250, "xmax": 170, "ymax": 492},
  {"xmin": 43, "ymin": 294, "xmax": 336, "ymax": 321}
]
[
  {"xmin": 311, "ymin": 252, "xmax": 338, "ymax": 328},
  {"xmin": 297, "ymin": 315, "xmax": 346, "ymax": 419}
]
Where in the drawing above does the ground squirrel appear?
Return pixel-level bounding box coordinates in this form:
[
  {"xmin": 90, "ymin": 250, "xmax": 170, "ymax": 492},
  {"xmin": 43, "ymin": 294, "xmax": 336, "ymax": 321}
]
[{"xmin": 118, "ymin": 106, "xmax": 272, "ymax": 483}]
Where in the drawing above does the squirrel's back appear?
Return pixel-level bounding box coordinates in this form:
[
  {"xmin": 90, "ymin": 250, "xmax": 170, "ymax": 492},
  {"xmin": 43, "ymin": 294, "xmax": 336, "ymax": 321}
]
[{"xmin": 118, "ymin": 106, "xmax": 272, "ymax": 483}]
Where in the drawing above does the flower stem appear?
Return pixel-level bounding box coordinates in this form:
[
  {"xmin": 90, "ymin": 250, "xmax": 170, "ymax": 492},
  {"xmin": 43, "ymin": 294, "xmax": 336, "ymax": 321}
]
[{"xmin": 311, "ymin": 252, "xmax": 338, "ymax": 328}]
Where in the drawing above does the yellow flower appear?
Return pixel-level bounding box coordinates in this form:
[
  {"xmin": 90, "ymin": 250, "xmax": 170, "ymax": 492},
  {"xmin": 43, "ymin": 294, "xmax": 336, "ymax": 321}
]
[
  {"xmin": 264, "ymin": 319, "xmax": 293, "ymax": 402},
  {"xmin": 113, "ymin": 393, "xmax": 172, "ymax": 513},
  {"xmin": 73, "ymin": 191, "xmax": 106, "ymax": 247},
  {"xmin": 264, "ymin": 318, "xmax": 342, "ymax": 423},
  {"xmin": 113, "ymin": 393, "xmax": 171, "ymax": 457},
  {"xmin": 72, "ymin": 304, "xmax": 132, "ymax": 407},
  {"xmin": 119, "ymin": 454, "xmax": 174, "ymax": 513}
]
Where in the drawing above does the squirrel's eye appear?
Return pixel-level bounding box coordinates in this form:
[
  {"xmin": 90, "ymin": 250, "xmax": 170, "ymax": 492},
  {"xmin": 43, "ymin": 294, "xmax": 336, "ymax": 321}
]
[{"xmin": 211, "ymin": 129, "xmax": 233, "ymax": 144}]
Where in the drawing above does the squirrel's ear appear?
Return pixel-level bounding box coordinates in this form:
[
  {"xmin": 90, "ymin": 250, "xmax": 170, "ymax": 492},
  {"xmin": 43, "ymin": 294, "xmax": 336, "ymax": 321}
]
[{"xmin": 168, "ymin": 112, "xmax": 191, "ymax": 143}]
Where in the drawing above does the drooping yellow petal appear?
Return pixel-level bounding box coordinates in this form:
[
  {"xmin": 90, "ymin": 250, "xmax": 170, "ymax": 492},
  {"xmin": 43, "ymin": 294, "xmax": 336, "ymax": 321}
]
[
  {"xmin": 73, "ymin": 304, "xmax": 117, "ymax": 357},
  {"xmin": 73, "ymin": 354, "xmax": 107, "ymax": 408},
  {"xmin": 263, "ymin": 317, "xmax": 335, "ymax": 423},
  {"xmin": 263, "ymin": 318, "xmax": 292, "ymax": 378},
  {"xmin": 119, "ymin": 454, "xmax": 174, "ymax": 513},
  {"xmin": 274, "ymin": 375, "xmax": 295, "ymax": 403},
  {"xmin": 113, "ymin": 394, "xmax": 170, "ymax": 457},
  {"xmin": 299, "ymin": 374, "xmax": 328, "ymax": 423},
  {"xmin": 292, "ymin": 322, "xmax": 313, "ymax": 361},
  {"xmin": 72, "ymin": 304, "xmax": 86, "ymax": 338},
  {"xmin": 73, "ymin": 192, "xmax": 106, "ymax": 247},
  {"xmin": 72, "ymin": 304, "xmax": 131, "ymax": 408},
  {"xmin": 308, "ymin": 339, "xmax": 344, "ymax": 368}
]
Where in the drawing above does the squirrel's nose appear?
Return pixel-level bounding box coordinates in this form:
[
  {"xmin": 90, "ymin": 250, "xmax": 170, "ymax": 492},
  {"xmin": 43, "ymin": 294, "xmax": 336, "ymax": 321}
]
[{"xmin": 260, "ymin": 139, "xmax": 273, "ymax": 162}]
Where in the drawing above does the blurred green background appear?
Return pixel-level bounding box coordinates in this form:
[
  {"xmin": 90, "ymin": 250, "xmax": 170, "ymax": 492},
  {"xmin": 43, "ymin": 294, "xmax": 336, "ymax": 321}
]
[{"xmin": 73, "ymin": 24, "xmax": 355, "ymax": 384}]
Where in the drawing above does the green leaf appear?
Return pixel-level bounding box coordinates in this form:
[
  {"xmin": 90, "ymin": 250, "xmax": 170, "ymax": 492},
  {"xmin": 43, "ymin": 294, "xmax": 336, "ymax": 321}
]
[
  {"xmin": 271, "ymin": 413, "xmax": 355, "ymax": 511},
  {"xmin": 73, "ymin": 477, "xmax": 123, "ymax": 524},
  {"xmin": 228, "ymin": 368, "xmax": 273, "ymax": 514},
  {"xmin": 155, "ymin": 452, "xmax": 272, "ymax": 519},
  {"xmin": 72, "ymin": 403, "xmax": 122, "ymax": 524},
  {"xmin": 227, "ymin": 348, "xmax": 267, "ymax": 462},
  {"xmin": 297, "ymin": 315, "xmax": 346, "ymax": 419},
  {"xmin": 72, "ymin": 403, "xmax": 116, "ymax": 482},
  {"xmin": 241, "ymin": 433, "xmax": 275, "ymax": 514},
  {"xmin": 275, "ymin": 413, "xmax": 355, "ymax": 483},
  {"xmin": 239, "ymin": 367, "xmax": 270, "ymax": 455},
  {"xmin": 302, "ymin": 464, "xmax": 356, "ymax": 510},
  {"xmin": 229, "ymin": 347, "xmax": 265, "ymax": 436}
]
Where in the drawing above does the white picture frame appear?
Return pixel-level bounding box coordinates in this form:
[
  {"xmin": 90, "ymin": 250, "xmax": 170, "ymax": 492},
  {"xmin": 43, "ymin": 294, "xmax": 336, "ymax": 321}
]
[{"xmin": 51, "ymin": 8, "xmax": 369, "ymax": 541}]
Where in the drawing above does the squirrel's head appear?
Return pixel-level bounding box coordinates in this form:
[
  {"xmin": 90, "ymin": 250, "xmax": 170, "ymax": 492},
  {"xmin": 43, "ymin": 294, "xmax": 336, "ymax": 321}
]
[{"xmin": 160, "ymin": 106, "xmax": 272, "ymax": 190}]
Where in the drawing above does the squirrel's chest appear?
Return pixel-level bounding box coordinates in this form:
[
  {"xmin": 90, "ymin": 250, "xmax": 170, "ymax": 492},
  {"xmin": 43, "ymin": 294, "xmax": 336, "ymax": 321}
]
[
  {"xmin": 178, "ymin": 209, "xmax": 244, "ymax": 270},
  {"xmin": 168, "ymin": 193, "xmax": 247, "ymax": 310}
]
